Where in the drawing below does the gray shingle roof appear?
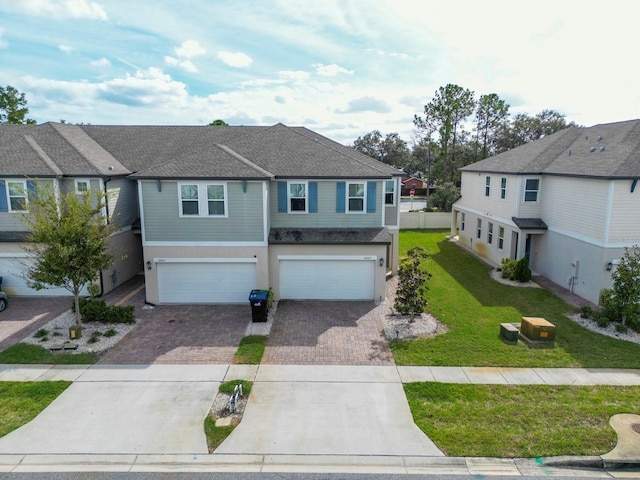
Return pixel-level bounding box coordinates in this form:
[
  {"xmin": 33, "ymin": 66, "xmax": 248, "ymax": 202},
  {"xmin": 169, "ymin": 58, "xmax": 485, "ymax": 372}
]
[
  {"xmin": 512, "ymin": 217, "xmax": 548, "ymax": 230},
  {"xmin": 461, "ymin": 119, "xmax": 640, "ymax": 178},
  {"xmin": 1, "ymin": 122, "xmax": 403, "ymax": 180},
  {"xmin": 269, "ymin": 227, "xmax": 391, "ymax": 244}
]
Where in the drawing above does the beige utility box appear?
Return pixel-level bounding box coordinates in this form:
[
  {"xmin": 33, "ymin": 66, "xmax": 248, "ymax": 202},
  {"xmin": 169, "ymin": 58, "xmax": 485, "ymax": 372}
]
[{"xmin": 520, "ymin": 317, "xmax": 556, "ymax": 341}]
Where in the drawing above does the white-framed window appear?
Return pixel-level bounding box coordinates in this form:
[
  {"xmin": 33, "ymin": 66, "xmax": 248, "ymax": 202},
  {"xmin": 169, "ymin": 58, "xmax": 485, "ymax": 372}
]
[
  {"xmin": 477, "ymin": 218, "xmax": 482, "ymax": 239},
  {"xmin": 288, "ymin": 181, "xmax": 307, "ymax": 213},
  {"xmin": 485, "ymin": 176, "xmax": 491, "ymax": 197},
  {"xmin": 461, "ymin": 212, "xmax": 466, "ymax": 231},
  {"xmin": 500, "ymin": 177, "xmax": 507, "ymax": 200},
  {"xmin": 498, "ymin": 226, "xmax": 505, "ymax": 250},
  {"xmin": 524, "ymin": 178, "xmax": 540, "ymax": 202},
  {"xmin": 385, "ymin": 179, "xmax": 395, "ymax": 205},
  {"xmin": 207, "ymin": 184, "xmax": 226, "ymax": 215},
  {"xmin": 179, "ymin": 182, "xmax": 227, "ymax": 217},
  {"xmin": 347, "ymin": 182, "xmax": 365, "ymax": 213},
  {"xmin": 8, "ymin": 180, "xmax": 27, "ymax": 212},
  {"xmin": 487, "ymin": 222, "xmax": 493, "ymax": 244},
  {"xmin": 75, "ymin": 179, "xmax": 90, "ymax": 194}
]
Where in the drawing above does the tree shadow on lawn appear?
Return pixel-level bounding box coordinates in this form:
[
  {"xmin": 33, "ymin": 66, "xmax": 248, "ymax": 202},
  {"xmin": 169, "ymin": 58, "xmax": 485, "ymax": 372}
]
[{"xmin": 425, "ymin": 237, "xmax": 640, "ymax": 368}]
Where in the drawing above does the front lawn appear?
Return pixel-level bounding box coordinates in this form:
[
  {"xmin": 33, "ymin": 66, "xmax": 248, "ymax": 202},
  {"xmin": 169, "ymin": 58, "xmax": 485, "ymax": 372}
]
[
  {"xmin": 405, "ymin": 382, "xmax": 639, "ymax": 457},
  {"xmin": 391, "ymin": 230, "xmax": 640, "ymax": 367},
  {"xmin": 0, "ymin": 343, "xmax": 97, "ymax": 364},
  {"xmin": 0, "ymin": 381, "xmax": 71, "ymax": 437}
]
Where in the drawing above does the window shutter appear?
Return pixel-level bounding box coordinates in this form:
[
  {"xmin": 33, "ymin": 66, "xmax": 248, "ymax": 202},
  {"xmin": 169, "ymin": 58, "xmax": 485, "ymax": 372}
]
[
  {"xmin": 0, "ymin": 181, "xmax": 7, "ymax": 212},
  {"xmin": 336, "ymin": 182, "xmax": 345, "ymax": 213},
  {"xmin": 366, "ymin": 181, "xmax": 376, "ymax": 212},
  {"xmin": 309, "ymin": 182, "xmax": 318, "ymax": 213},
  {"xmin": 27, "ymin": 180, "xmax": 37, "ymax": 200},
  {"xmin": 277, "ymin": 181, "xmax": 287, "ymax": 212}
]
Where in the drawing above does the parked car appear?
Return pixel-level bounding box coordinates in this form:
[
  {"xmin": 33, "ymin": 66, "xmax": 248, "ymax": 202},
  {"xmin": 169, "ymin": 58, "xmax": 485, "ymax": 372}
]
[{"xmin": 0, "ymin": 277, "xmax": 6, "ymax": 312}]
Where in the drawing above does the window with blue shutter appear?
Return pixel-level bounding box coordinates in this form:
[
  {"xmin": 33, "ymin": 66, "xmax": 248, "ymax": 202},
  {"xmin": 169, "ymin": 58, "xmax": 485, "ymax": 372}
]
[
  {"xmin": 366, "ymin": 181, "xmax": 376, "ymax": 213},
  {"xmin": 336, "ymin": 182, "xmax": 345, "ymax": 213},
  {"xmin": 27, "ymin": 180, "xmax": 37, "ymax": 200},
  {"xmin": 277, "ymin": 181, "xmax": 287, "ymax": 212},
  {"xmin": 309, "ymin": 182, "xmax": 318, "ymax": 213},
  {"xmin": 0, "ymin": 181, "xmax": 7, "ymax": 212}
]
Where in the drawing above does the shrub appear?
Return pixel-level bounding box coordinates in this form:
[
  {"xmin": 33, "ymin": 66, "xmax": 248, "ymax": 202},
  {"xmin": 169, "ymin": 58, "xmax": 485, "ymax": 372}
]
[
  {"xmin": 72, "ymin": 298, "xmax": 135, "ymax": 324},
  {"xmin": 395, "ymin": 246, "xmax": 431, "ymax": 320},
  {"xmin": 579, "ymin": 306, "xmax": 593, "ymax": 319},
  {"xmin": 501, "ymin": 256, "xmax": 531, "ymax": 282},
  {"xmin": 103, "ymin": 328, "xmax": 117, "ymax": 337},
  {"xmin": 88, "ymin": 331, "xmax": 102, "ymax": 343},
  {"xmin": 34, "ymin": 328, "xmax": 49, "ymax": 338}
]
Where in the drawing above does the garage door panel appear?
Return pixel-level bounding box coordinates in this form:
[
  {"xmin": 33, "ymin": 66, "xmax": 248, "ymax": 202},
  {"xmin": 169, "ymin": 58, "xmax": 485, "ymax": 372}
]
[
  {"xmin": 280, "ymin": 260, "xmax": 374, "ymax": 300},
  {"xmin": 158, "ymin": 262, "xmax": 256, "ymax": 304},
  {"xmin": 0, "ymin": 258, "xmax": 83, "ymax": 296}
]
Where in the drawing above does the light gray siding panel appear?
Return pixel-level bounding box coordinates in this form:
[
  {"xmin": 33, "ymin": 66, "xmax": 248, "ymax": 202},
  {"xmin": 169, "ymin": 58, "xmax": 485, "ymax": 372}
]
[
  {"xmin": 142, "ymin": 180, "xmax": 264, "ymax": 242},
  {"xmin": 0, "ymin": 178, "xmax": 54, "ymax": 232},
  {"xmin": 270, "ymin": 180, "xmax": 383, "ymax": 228},
  {"xmin": 608, "ymin": 180, "xmax": 640, "ymax": 244},
  {"xmin": 107, "ymin": 178, "xmax": 138, "ymax": 228},
  {"xmin": 385, "ymin": 205, "xmax": 398, "ymax": 226}
]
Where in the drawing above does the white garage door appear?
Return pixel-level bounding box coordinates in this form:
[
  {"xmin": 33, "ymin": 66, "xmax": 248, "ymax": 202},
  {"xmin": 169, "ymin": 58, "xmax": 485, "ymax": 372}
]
[
  {"xmin": 0, "ymin": 257, "xmax": 77, "ymax": 296},
  {"xmin": 280, "ymin": 258, "xmax": 375, "ymax": 300},
  {"xmin": 157, "ymin": 261, "xmax": 257, "ymax": 304}
]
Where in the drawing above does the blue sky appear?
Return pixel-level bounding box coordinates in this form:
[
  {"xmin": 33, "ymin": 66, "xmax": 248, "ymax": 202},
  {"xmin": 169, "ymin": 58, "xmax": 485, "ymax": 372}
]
[{"xmin": 1, "ymin": 0, "xmax": 638, "ymax": 144}]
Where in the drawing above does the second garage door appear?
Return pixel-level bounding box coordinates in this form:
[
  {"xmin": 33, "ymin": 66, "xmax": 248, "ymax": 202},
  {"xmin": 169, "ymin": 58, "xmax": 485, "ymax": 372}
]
[
  {"xmin": 279, "ymin": 257, "xmax": 375, "ymax": 300},
  {"xmin": 157, "ymin": 260, "xmax": 257, "ymax": 303}
]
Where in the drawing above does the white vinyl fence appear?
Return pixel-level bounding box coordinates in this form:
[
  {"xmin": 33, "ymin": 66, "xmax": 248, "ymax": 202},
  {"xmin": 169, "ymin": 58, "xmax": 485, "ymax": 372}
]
[{"xmin": 400, "ymin": 211, "xmax": 452, "ymax": 230}]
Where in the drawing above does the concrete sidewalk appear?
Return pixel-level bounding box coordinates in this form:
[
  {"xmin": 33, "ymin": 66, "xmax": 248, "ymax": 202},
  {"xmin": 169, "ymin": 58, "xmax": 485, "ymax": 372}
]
[{"xmin": 0, "ymin": 363, "xmax": 639, "ymax": 474}]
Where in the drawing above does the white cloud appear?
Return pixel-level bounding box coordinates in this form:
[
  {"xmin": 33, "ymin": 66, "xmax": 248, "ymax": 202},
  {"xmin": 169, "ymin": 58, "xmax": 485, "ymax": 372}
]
[
  {"xmin": 165, "ymin": 55, "xmax": 198, "ymax": 73},
  {"xmin": 174, "ymin": 40, "xmax": 205, "ymax": 59},
  {"xmin": 313, "ymin": 63, "xmax": 353, "ymax": 77},
  {"xmin": 90, "ymin": 57, "xmax": 111, "ymax": 67},
  {"xmin": 164, "ymin": 56, "xmax": 179, "ymax": 66},
  {"xmin": 278, "ymin": 70, "xmax": 309, "ymax": 82},
  {"xmin": 17, "ymin": 0, "xmax": 107, "ymax": 20},
  {"xmin": 58, "ymin": 44, "xmax": 73, "ymax": 53},
  {"xmin": 218, "ymin": 51, "xmax": 252, "ymax": 68}
]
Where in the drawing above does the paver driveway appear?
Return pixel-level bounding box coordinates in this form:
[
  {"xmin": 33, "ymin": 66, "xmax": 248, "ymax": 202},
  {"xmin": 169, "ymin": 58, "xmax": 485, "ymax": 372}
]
[{"xmin": 262, "ymin": 300, "xmax": 394, "ymax": 365}]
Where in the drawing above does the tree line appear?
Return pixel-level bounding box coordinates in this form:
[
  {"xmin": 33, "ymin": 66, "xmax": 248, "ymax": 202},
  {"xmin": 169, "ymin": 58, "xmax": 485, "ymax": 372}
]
[{"xmin": 353, "ymin": 83, "xmax": 577, "ymax": 188}]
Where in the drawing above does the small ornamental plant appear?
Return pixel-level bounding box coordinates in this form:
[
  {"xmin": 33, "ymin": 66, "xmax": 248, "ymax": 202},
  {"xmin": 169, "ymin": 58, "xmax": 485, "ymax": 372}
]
[{"xmin": 394, "ymin": 246, "xmax": 431, "ymax": 321}]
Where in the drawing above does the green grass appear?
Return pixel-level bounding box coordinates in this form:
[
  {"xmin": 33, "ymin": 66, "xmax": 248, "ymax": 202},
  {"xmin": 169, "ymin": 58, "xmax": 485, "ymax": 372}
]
[
  {"xmin": 0, "ymin": 343, "xmax": 97, "ymax": 364},
  {"xmin": 391, "ymin": 230, "xmax": 640, "ymax": 367},
  {"xmin": 405, "ymin": 382, "xmax": 640, "ymax": 457},
  {"xmin": 233, "ymin": 335, "xmax": 267, "ymax": 364},
  {"xmin": 204, "ymin": 380, "xmax": 254, "ymax": 452},
  {"xmin": 0, "ymin": 381, "xmax": 71, "ymax": 437}
]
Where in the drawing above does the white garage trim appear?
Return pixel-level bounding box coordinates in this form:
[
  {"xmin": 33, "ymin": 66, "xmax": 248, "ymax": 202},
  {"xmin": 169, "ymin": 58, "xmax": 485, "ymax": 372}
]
[
  {"xmin": 279, "ymin": 256, "xmax": 376, "ymax": 300},
  {"xmin": 157, "ymin": 259, "xmax": 257, "ymax": 304}
]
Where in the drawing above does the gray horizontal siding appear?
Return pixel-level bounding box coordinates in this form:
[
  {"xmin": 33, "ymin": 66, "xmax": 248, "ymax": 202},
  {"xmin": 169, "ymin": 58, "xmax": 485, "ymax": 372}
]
[
  {"xmin": 142, "ymin": 180, "xmax": 264, "ymax": 242},
  {"xmin": 270, "ymin": 180, "xmax": 383, "ymax": 228},
  {"xmin": 385, "ymin": 204, "xmax": 398, "ymax": 226},
  {"xmin": 107, "ymin": 178, "xmax": 138, "ymax": 228},
  {"xmin": 0, "ymin": 178, "xmax": 55, "ymax": 232}
]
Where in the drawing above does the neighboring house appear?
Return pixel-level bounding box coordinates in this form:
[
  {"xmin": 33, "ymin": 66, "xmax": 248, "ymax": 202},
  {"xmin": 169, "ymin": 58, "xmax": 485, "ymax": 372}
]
[
  {"xmin": 451, "ymin": 119, "xmax": 640, "ymax": 305},
  {"xmin": 0, "ymin": 123, "xmax": 141, "ymax": 296},
  {"xmin": 400, "ymin": 176, "xmax": 428, "ymax": 194},
  {"xmin": 1, "ymin": 122, "xmax": 402, "ymax": 304}
]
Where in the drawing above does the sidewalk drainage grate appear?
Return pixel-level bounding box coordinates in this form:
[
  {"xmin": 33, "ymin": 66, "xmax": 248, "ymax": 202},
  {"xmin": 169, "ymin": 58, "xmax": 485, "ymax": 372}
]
[{"xmin": 631, "ymin": 423, "xmax": 640, "ymax": 434}]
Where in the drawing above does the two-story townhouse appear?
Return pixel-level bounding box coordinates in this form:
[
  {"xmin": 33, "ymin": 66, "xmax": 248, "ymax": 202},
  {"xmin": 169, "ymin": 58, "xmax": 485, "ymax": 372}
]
[
  {"xmin": 0, "ymin": 123, "xmax": 142, "ymax": 296},
  {"xmin": 123, "ymin": 124, "xmax": 402, "ymax": 304},
  {"xmin": 451, "ymin": 119, "xmax": 640, "ymax": 305},
  {"xmin": 2, "ymin": 122, "xmax": 402, "ymax": 304}
]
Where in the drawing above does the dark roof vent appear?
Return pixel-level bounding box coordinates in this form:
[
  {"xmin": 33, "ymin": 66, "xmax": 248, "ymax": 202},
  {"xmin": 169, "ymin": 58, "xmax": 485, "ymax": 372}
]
[
  {"xmin": 568, "ymin": 149, "xmax": 572, "ymax": 156},
  {"xmin": 597, "ymin": 135, "xmax": 603, "ymax": 141},
  {"xmin": 600, "ymin": 146, "xmax": 606, "ymax": 152},
  {"xmin": 590, "ymin": 146, "xmax": 596, "ymax": 152}
]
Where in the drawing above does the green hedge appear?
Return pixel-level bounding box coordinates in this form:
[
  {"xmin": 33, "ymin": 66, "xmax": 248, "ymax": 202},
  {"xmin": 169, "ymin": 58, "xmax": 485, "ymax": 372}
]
[{"xmin": 72, "ymin": 298, "xmax": 135, "ymax": 324}]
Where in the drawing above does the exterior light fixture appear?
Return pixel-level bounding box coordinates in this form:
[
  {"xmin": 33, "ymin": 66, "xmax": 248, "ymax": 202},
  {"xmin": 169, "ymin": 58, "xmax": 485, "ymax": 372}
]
[
  {"xmin": 146, "ymin": 261, "xmax": 152, "ymax": 270},
  {"xmin": 379, "ymin": 258, "xmax": 384, "ymax": 267},
  {"xmin": 606, "ymin": 262, "xmax": 613, "ymax": 271}
]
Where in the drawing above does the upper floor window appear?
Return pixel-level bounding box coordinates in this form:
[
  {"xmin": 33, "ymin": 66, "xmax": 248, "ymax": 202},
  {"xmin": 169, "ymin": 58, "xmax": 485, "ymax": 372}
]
[
  {"xmin": 347, "ymin": 182, "xmax": 365, "ymax": 213},
  {"xmin": 524, "ymin": 178, "xmax": 540, "ymax": 202},
  {"xmin": 289, "ymin": 182, "xmax": 307, "ymax": 213},
  {"xmin": 500, "ymin": 177, "xmax": 507, "ymax": 200},
  {"xmin": 485, "ymin": 176, "xmax": 491, "ymax": 197},
  {"xmin": 75, "ymin": 179, "xmax": 90, "ymax": 194},
  {"xmin": 8, "ymin": 180, "xmax": 27, "ymax": 212},
  {"xmin": 179, "ymin": 182, "xmax": 227, "ymax": 217},
  {"xmin": 385, "ymin": 180, "xmax": 395, "ymax": 205},
  {"xmin": 207, "ymin": 184, "xmax": 226, "ymax": 215}
]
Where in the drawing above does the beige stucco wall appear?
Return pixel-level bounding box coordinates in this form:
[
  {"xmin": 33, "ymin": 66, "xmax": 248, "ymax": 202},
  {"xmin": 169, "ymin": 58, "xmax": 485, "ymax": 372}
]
[{"xmin": 100, "ymin": 230, "xmax": 143, "ymax": 294}]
